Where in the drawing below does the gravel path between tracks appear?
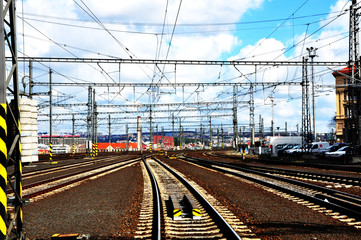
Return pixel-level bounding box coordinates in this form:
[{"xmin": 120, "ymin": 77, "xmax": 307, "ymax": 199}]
[
  {"xmin": 194, "ymin": 151, "xmax": 361, "ymax": 196},
  {"xmin": 23, "ymin": 162, "xmax": 143, "ymax": 240},
  {"xmin": 159, "ymin": 156, "xmax": 361, "ymax": 240}
]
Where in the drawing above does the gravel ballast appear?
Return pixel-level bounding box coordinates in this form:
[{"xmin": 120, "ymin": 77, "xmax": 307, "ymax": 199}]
[
  {"xmin": 23, "ymin": 163, "xmax": 143, "ymax": 239},
  {"xmin": 159, "ymin": 156, "xmax": 361, "ymax": 239}
]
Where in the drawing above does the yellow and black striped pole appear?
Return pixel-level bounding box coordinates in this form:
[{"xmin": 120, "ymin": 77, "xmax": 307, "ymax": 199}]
[
  {"xmin": 49, "ymin": 141, "xmax": 53, "ymax": 162},
  {"xmin": 95, "ymin": 143, "xmax": 97, "ymax": 156},
  {"xmin": 72, "ymin": 143, "xmax": 75, "ymax": 155},
  {"xmin": 16, "ymin": 116, "xmax": 23, "ymax": 237},
  {"xmin": 0, "ymin": 104, "xmax": 7, "ymax": 237}
]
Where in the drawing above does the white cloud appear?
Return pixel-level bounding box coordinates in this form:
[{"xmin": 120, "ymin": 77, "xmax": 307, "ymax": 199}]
[{"xmin": 14, "ymin": 0, "xmax": 350, "ymax": 134}]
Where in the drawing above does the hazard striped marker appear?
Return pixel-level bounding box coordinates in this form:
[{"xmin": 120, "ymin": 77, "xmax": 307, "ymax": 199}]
[
  {"xmin": 169, "ymin": 195, "xmax": 182, "ymax": 220},
  {"xmin": 49, "ymin": 141, "xmax": 53, "ymax": 162},
  {"xmin": 16, "ymin": 116, "xmax": 23, "ymax": 236},
  {"xmin": 0, "ymin": 104, "xmax": 7, "ymax": 237},
  {"xmin": 183, "ymin": 195, "xmax": 202, "ymax": 220}
]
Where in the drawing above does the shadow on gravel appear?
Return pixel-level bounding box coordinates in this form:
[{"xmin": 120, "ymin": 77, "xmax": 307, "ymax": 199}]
[{"xmin": 251, "ymin": 221, "xmax": 360, "ymax": 237}]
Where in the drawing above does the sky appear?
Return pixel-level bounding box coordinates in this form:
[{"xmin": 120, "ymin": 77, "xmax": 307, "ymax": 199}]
[{"xmin": 11, "ymin": 0, "xmax": 352, "ymax": 137}]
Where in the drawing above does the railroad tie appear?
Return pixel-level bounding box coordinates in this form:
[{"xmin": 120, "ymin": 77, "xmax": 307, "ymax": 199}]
[
  {"xmin": 51, "ymin": 233, "xmax": 90, "ymax": 240},
  {"xmin": 169, "ymin": 195, "xmax": 182, "ymax": 220},
  {"xmin": 183, "ymin": 194, "xmax": 202, "ymax": 220}
]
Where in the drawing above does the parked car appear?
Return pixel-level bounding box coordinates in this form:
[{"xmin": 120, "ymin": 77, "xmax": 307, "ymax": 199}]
[
  {"xmin": 318, "ymin": 143, "xmax": 348, "ymax": 157},
  {"xmin": 277, "ymin": 144, "xmax": 299, "ymax": 156},
  {"xmin": 324, "ymin": 146, "xmax": 352, "ymax": 158},
  {"xmin": 284, "ymin": 145, "xmax": 301, "ymax": 155}
]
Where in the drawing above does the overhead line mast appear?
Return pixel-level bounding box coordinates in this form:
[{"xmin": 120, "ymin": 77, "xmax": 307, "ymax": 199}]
[{"xmin": 1, "ymin": 0, "xmax": 24, "ymax": 239}]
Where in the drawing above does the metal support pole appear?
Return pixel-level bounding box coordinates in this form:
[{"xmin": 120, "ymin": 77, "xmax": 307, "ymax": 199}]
[
  {"xmin": 2, "ymin": 1, "xmax": 23, "ymax": 238},
  {"xmin": 107, "ymin": 114, "xmax": 112, "ymax": 152},
  {"xmin": 172, "ymin": 114, "xmax": 175, "ymax": 150},
  {"xmin": 126, "ymin": 123, "xmax": 129, "ymax": 151},
  {"xmin": 194, "ymin": 128, "xmax": 197, "ymax": 148},
  {"xmin": 149, "ymin": 106, "xmax": 153, "ymax": 152},
  {"xmin": 87, "ymin": 86, "xmax": 92, "ymax": 156},
  {"xmin": 179, "ymin": 119, "xmax": 182, "ymax": 150},
  {"xmin": 307, "ymin": 47, "xmax": 317, "ymax": 141},
  {"xmin": 49, "ymin": 69, "xmax": 53, "ymax": 162},
  {"xmin": 233, "ymin": 85, "xmax": 239, "ymax": 151},
  {"xmin": 29, "ymin": 61, "xmax": 33, "ymax": 99},
  {"xmin": 250, "ymin": 83, "xmax": 255, "ymax": 148},
  {"xmin": 271, "ymin": 97, "xmax": 274, "ymax": 136},
  {"xmin": 94, "ymin": 101, "xmax": 98, "ymax": 156},
  {"xmin": 72, "ymin": 114, "xmax": 75, "ymax": 155},
  {"xmin": 209, "ymin": 116, "xmax": 212, "ymax": 150},
  {"xmin": 217, "ymin": 128, "xmax": 220, "ymax": 149},
  {"xmin": 221, "ymin": 123, "xmax": 224, "ymax": 149},
  {"xmin": 156, "ymin": 124, "xmax": 159, "ymax": 150},
  {"xmin": 0, "ymin": 2, "xmax": 8, "ymax": 237},
  {"xmin": 161, "ymin": 127, "xmax": 164, "ymax": 150},
  {"xmin": 199, "ymin": 123, "xmax": 203, "ymax": 150}
]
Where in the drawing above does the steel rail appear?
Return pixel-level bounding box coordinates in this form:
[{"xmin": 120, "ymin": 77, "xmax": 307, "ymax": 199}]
[
  {"xmin": 10, "ymin": 157, "xmax": 140, "ymax": 194},
  {"xmin": 141, "ymin": 156, "xmax": 161, "ymax": 240},
  {"xmin": 21, "ymin": 157, "xmax": 142, "ymax": 199},
  {"xmin": 242, "ymin": 164, "xmax": 361, "ymax": 187},
  {"xmin": 150, "ymin": 156, "xmax": 242, "ymax": 239}
]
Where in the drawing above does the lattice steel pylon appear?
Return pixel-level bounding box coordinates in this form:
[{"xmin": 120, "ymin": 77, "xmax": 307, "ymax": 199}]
[
  {"xmin": 301, "ymin": 57, "xmax": 312, "ymax": 148},
  {"xmin": 346, "ymin": 0, "xmax": 361, "ymax": 146},
  {"xmin": 1, "ymin": 0, "xmax": 24, "ymax": 239}
]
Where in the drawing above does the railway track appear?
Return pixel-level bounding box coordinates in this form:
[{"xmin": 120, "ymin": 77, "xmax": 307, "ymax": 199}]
[
  {"xmin": 8, "ymin": 155, "xmax": 143, "ymax": 202},
  {"xmin": 245, "ymin": 164, "xmax": 361, "ymax": 188},
  {"xmin": 22, "ymin": 155, "xmax": 128, "ymax": 179},
  {"xmin": 135, "ymin": 155, "xmax": 259, "ymax": 239},
  {"xmin": 179, "ymin": 154, "xmax": 361, "ymax": 229},
  {"xmin": 204, "ymin": 152, "xmax": 361, "ymax": 188}
]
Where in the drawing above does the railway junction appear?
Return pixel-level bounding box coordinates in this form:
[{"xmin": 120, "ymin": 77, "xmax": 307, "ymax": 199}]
[{"xmin": 2, "ymin": 0, "xmax": 361, "ymax": 239}]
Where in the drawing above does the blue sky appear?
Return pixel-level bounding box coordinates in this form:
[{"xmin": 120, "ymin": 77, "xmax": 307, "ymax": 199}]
[{"xmin": 14, "ymin": 0, "xmax": 351, "ymax": 137}]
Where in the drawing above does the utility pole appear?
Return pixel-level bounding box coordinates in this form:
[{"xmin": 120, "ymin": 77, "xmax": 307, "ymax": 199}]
[
  {"xmin": 347, "ymin": 0, "xmax": 360, "ymax": 146},
  {"xmin": 217, "ymin": 128, "xmax": 220, "ymax": 149},
  {"xmin": 172, "ymin": 113, "xmax": 175, "ymax": 150},
  {"xmin": 93, "ymin": 99, "xmax": 98, "ymax": 156},
  {"xmin": 72, "ymin": 114, "xmax": 75, "ymax": 155},
  {"xmin": 194, "ymin": 128, "xmax": 197, "ymax": 148},
  {"xmin": 126, "ymin": 123, "xmax": 129, "ymax": 151},
  {"xmin": 179, "ymin": 119, "xmax": 182, "ymax": 150},
  {"xmin": 259, "ymin": 115, "xmax": 263, "ymax": 144},
  {"xmin": 137, "ymin": 116, "xmax": 142, "ymax": 151},
  {"xmin": 270, "ymin": 96, "xmax": 275, "ymax": 136},
  {"xmin": 149, "ymin": 105, "xmax": 153, "ymax": 152},
  {"xmin": 108, "ymin": 115, "xmax": 111, "ymax": 152},
  {"xmin": 200, "ymin": 124, "xmax": 203, "ymax": 150},
  {"xmin": 307, "ymin": 47, "xmax": 317, "ymax": 141},
  {"xmin": 233, "ymin": 85, "xmax": 239, "ymax": 151},
  {"xmin": 156, "ymin": 124, "xmax": 159, "ymax": 150},
  {"xmin": 1, "ymin": 1, "xmax": 24, "ymax": 238},
  {"xmin": 221, "ymin": 123, "xmax": 224, "ymax": 149},
  {"xmin": 250, "ymin": 84, "xmax": 255, "ymax": 149},
  {"xmin": 209, "ymin": 116, "xmax": 212, "ymax": 150},
  {"xmin": 161, "ymin": 126, "xmax": 164, "ymax": 150},
  {"xmin": 87, "ymin": 86, "xmax": 92, "ymax": 156},
  {"xmin": 49, "ymin": 69, "xmax": 53, "ymax": 162},
  {"xmin": 302, "ymin": 56, "xmax": 312, "ymax": 148},
  {"xmin": 29, "ymin": 61, "xmax": 33, "ymax": 99}
]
